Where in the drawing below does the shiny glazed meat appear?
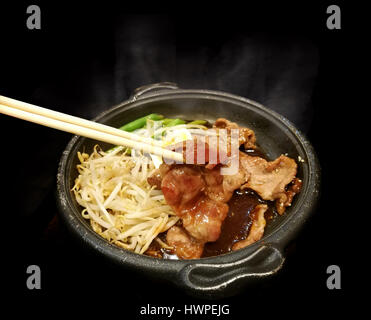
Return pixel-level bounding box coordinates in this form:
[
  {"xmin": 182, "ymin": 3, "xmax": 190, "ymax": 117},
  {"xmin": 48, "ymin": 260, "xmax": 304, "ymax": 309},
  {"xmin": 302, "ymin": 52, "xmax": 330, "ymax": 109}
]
[{"xmin": 161, "ymin": 165, "xmax": 229, "ymax": 245}]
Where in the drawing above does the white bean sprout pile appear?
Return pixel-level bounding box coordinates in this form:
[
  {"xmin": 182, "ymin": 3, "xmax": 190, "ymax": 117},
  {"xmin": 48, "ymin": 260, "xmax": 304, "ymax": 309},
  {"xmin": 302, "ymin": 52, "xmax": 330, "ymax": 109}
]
[
  {"xmin": 72, "ymin": 146, "xmax": 179, "ymax": 254},
  {"xmin": 72, "ymin": 119, "xmax": 209, "ymax": 255}
]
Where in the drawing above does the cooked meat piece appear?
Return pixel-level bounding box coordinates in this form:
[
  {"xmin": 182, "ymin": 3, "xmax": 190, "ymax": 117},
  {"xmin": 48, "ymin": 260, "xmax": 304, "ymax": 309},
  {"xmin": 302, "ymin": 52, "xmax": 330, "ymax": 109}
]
[
  {"xmin": 159, "ymin": 163, "xmax": 172, "ymax": 176},
  {"xmin": 232, "ymin": 204, "xmax": 267, "ymax": 250},
  {"xmin": 213, "ymin": 118, "xmax": 256, "ymax": 149},
  {"xmin": 166, "ymin": 136, "xmax": 221, "ymax": 167},
  {"xmin": 222, "ymin": 155, "xmax": 251, "ymax": 199},
  {"xmin": 275, "ymin": 177, "xmax": 302, "ymax": 215},
  {"xmin": 166, "ymin": 226, "xmax": 204, "ymax": 259},
  {"xmin": 160, "ymin": 165, "xmax": 205, "ymax": 207},
  {"xmin": 203, "ymin": 166, "xmax": 229, "ymax": 202},
  {"xmin": 198, "ymin": 153, "xmax": 252, "ymax": 203},
  {"xmin": 180, "ymin": 196, "xmax": 229, "ymax": 242},
  {"xmin": 166, "ymin": 119, "xmax": 255, "ymax": 167},
  {"xmin": 240, "ymin": 153, "xmax": 297, "ymax": 204},
  {"xmin": 161, "ymin": 164, "xmax": 229, "ymax": 243},
  {"xmin": 147, "ymin": 169, "xmax": 162, "ymax": 190}
]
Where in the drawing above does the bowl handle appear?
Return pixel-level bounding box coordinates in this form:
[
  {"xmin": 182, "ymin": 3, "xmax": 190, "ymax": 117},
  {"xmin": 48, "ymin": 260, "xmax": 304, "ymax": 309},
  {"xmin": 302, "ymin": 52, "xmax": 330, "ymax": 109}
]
[
  {"xmin": 130, "ymin": 82, "xmax": 179, "ymax": 101},
  {"xmin": 178, "ymin": 244, "xmax": 285, "ymax": 296}
]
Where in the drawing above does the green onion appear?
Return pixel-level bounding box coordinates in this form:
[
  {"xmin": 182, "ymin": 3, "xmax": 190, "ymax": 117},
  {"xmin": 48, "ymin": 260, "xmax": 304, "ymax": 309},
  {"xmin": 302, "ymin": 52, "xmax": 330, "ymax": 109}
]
[
  {"xmin": 106, "ymin": 113, "xmax": 163, "ymax": 153},
  {"xmin": 161, "ymin": 118, "xmax": 175, "ymax": 126},
  {"xmin": 118, "ymin": 113, "xmax": 164, "ymax": 132},
  {"xmin": 164, "ymin": 119, "xmax": 186, "ymax": 127}
]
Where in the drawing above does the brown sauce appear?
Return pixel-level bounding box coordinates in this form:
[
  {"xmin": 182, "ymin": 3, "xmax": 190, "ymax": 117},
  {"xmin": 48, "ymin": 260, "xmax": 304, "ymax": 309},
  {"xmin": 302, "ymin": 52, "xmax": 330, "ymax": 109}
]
[{"xmin": 202, "ymin": 189, "xmax": 275, "ymax": 257}]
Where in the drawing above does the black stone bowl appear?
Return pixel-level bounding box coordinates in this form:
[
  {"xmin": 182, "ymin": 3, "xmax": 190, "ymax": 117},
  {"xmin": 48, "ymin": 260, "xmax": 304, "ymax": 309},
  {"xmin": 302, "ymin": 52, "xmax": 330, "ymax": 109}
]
[{"xmin": 56, "ymin": 83, "xmax": 320, "ymax": 299}]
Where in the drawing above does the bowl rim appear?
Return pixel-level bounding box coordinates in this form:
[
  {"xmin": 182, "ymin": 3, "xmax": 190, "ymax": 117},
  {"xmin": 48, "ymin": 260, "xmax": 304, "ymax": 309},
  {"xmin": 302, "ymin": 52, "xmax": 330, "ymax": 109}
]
[{"xmin": 56, "ymin": 87, "xmax": 321, "ymax": 274}]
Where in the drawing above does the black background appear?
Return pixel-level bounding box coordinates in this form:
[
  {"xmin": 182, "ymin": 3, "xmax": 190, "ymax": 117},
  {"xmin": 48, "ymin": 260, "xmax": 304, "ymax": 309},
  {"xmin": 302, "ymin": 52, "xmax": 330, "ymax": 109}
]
[{"xmin": 1, "ymin": 0, "xmax": 362, "ymax": 317}]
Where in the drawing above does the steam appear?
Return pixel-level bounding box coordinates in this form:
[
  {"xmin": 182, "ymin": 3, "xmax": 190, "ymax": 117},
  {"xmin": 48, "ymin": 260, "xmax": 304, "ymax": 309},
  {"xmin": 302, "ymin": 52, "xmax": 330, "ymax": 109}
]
[{"xmin": 113, "ymin": 24, "xmax": 319, "ymax": 133}]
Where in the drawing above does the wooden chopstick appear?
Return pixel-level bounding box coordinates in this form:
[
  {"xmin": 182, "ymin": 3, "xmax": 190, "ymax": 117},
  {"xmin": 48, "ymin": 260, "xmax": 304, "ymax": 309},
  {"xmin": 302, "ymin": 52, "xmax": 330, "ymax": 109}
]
[
  {"xmin": 0, "ymin": 102, "xmax": 184, "ymax": 163},
  {"xmin": 0, "ymin": 95, "xmax": 163, "ymax": 147}
]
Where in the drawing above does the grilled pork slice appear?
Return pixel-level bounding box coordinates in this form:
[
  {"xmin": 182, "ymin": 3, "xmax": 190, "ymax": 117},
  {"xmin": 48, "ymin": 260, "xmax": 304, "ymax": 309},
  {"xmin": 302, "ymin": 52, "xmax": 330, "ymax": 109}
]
[
  {"xmin": 160, "ymin": 165, "xmax": 229, "ymax": 244},
  {"xmin": 232, "ymin": 204, "xmax": 267, "ymax": 251},
  {"xmin": 213, "ymin": 118, "xmax": 256, "ymax": 149},
  {"xmin": 166, "ymin": 226, "xmax": 204, "ymax": 260},
  {"xmin": 239, "ymin": 153, "xmax": 298, "ymax": 213}
]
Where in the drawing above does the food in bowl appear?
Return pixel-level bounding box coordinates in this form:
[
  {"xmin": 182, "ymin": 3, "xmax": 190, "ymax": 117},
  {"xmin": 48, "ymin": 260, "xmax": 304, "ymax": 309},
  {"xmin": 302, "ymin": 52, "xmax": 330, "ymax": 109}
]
[{"xmin": 72, "ymin": 114, "xmax": 302, "ymax": 260}]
